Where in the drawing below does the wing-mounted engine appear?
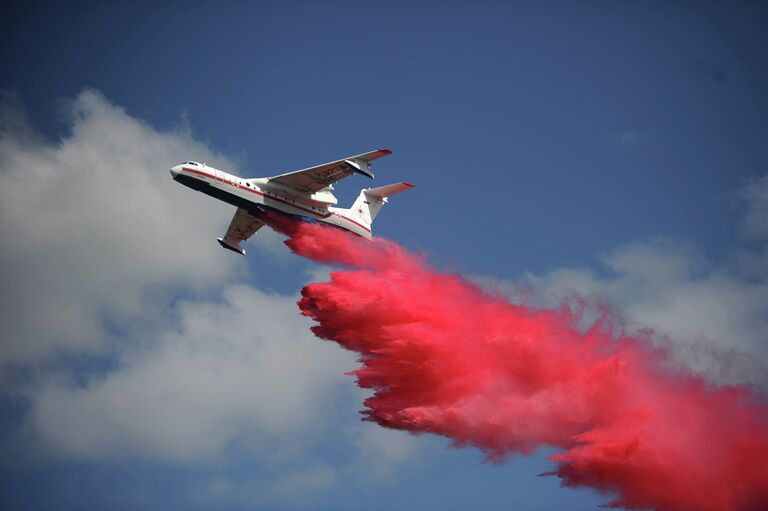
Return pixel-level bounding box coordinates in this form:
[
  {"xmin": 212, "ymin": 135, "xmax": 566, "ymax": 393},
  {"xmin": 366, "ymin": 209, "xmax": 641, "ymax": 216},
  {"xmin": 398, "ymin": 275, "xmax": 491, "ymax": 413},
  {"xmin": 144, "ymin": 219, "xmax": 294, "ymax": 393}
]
[
  {"xmin": 260, "ymin": 149, "xmax": 392, "ymax": 208},
  {"xmin": 343, "ymin": 157, "xmax": 374, "ymax": 179},
  {"xmin": 309, "ymin": 185, "xmax": 338, "ymax": 206}
]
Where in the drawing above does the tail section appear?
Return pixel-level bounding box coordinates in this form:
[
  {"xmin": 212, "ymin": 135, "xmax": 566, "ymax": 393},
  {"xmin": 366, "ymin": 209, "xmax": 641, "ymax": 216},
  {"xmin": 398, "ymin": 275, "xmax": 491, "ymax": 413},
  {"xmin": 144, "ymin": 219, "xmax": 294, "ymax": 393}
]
[{"xmin": 344, "ymin": 181, "xmax": 415, "ymax": 227}]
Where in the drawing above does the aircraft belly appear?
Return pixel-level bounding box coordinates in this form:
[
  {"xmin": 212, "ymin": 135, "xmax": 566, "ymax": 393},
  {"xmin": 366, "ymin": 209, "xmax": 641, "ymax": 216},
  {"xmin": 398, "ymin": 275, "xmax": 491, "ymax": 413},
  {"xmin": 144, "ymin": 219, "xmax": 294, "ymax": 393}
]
[
  {"xmin": 174, "ymin": 173, "xmax": 360, "ymax": 231},
  {"xmin": 320, "ymin": 215, "xmax": 372, "ymax": 239},
  {"xmin": 215, "ymin": 182, "xmax": 327, "ymax": 220},
  {"xmin": 175, "ymin": 175, "xmax": 262, "ymax": 214},
  {"xmin": 205, "ymin": 183, "xmax": 258, "ymax": 211}
]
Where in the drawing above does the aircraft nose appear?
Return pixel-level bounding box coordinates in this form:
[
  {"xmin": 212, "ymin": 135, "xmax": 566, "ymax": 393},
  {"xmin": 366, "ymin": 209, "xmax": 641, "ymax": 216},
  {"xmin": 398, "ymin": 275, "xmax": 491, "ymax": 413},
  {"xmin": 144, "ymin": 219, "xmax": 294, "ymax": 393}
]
[{"xmin": 170, "ymin": 165, "xmax": 182, "ymax": 178}]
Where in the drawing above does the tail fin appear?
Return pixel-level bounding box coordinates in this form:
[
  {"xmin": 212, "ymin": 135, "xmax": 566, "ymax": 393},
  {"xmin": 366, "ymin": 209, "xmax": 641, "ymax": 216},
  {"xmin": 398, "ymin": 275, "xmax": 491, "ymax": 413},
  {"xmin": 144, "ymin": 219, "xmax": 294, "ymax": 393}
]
[{"xmin": 344, "ymin": 181, "xmax": 415, "ymax": 226}]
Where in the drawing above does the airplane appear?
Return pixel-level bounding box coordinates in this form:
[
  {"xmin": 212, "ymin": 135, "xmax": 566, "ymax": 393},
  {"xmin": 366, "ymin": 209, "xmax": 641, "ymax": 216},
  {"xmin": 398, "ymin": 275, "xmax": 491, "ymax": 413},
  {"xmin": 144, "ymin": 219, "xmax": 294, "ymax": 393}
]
[{"xmin": 170, "ymin": 149, "xmax": 413, "ymax": 255}]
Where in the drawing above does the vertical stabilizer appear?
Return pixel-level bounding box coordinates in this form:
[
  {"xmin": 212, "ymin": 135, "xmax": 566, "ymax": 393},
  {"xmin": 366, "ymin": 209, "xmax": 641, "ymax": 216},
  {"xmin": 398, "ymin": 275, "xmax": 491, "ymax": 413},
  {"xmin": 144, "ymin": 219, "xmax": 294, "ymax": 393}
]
[{"xmin": 343, "ymin": 182, "xmax": 415, "ymax": 227}]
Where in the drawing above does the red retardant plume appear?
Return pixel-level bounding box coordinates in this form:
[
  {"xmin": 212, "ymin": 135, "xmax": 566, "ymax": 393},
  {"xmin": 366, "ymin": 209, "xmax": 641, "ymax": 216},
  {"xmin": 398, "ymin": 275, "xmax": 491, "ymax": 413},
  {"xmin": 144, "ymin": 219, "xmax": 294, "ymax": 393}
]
[{"xmin": 260, "ymin": 212, "xmax": 768, "ymax": 511}]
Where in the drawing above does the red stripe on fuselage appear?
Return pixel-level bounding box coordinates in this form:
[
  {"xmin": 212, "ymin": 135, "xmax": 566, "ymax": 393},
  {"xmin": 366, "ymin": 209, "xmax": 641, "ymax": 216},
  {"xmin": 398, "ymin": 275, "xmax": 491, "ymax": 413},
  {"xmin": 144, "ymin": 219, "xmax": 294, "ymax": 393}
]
[{"xmin": 180, "ymin": 167, "xmax": 371, "ymax": 233}]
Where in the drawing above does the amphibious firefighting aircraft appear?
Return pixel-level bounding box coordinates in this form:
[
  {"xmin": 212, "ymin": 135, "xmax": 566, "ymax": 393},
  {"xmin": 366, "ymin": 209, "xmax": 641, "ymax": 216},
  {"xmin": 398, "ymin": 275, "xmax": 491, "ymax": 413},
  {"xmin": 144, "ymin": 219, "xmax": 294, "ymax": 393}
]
[{"xmin": 170, "ymin": 149, "xmax": 413, "ymax": 255}]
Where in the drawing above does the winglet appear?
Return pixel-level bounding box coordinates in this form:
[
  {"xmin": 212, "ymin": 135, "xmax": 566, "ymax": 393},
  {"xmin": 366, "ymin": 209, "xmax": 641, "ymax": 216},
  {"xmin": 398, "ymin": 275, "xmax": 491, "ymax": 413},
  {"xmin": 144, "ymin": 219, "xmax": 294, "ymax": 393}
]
[{"xmin": 217, "ymin": 237, "xmax": 246, "ymax": 256}]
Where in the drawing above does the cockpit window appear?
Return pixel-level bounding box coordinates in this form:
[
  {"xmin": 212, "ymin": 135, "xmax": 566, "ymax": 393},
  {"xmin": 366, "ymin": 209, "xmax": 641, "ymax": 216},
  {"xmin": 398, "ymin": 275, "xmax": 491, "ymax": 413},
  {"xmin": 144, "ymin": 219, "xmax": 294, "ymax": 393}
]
[{"xmin": 184, "ymin": 161, "xmax": 200, "ymax": 166}]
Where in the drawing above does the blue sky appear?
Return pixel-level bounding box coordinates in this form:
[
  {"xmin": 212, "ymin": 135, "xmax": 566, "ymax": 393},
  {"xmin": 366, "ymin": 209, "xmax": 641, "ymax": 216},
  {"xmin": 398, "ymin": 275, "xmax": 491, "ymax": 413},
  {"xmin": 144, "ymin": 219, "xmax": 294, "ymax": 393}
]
[{"xmin": 1, "ymin": 1, "xmax": 767, "ymax": 510}]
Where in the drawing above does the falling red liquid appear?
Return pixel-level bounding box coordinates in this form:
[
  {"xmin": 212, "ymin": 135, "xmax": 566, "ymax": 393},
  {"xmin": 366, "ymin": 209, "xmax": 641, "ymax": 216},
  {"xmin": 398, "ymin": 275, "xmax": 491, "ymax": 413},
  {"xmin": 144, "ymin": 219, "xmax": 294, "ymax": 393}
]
[{"xmin": 261, "ymin": 212, "xmax": 768, "ymax": 511}]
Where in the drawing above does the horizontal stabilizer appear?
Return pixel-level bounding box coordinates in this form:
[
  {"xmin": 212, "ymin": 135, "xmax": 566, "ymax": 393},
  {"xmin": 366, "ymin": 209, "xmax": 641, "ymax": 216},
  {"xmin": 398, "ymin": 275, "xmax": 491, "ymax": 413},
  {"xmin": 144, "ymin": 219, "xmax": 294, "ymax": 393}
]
[
  {"xmin": 342, "ymin": 181, "xmax": 414, "ymax": 228},
  {"xmin": 365, "ymin": 181, "xmax": 415, "ymax": 199}
]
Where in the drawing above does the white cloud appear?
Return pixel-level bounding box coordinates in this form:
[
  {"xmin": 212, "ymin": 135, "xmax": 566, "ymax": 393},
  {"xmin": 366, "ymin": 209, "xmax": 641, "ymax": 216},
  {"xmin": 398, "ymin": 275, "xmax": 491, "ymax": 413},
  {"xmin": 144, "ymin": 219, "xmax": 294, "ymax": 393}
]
[
  {"xmin": 473, "ymin": 174, "xmax": 768, "ymax": 389},
  {"xmin": 351, "ymin": 422, "xmax": 421, "ymax": 479},
  {"xmin": 29, "ymin": 284, "xmax": 353, "ymax": 463},
  {"xmin": 0, "ymin": 89, "xmax": 257, "ymax": 366},
  {"xmin": 473, "ymin": 234, "xmax": 768, "ymax": 388}
]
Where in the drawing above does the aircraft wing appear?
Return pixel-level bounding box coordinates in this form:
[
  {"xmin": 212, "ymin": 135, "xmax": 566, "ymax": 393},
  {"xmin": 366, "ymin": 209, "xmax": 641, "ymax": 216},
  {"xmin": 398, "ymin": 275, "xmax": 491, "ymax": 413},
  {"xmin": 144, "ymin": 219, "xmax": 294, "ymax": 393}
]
[
  {"xmin": 268, "ymin": 149, "xmax": 392, "ymax": 193},
  {"xmin": 217, "ymin": 207, "xmax": 264, "ymax": 255}
]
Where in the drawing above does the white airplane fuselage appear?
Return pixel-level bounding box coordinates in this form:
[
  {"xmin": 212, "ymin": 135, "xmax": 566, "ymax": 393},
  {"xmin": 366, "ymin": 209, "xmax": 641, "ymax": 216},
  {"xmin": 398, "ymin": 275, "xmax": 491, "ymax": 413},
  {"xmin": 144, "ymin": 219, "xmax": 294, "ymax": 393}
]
[{"xmin": 170, "ymin": 163, "xmax": 372, "ymax": 238}]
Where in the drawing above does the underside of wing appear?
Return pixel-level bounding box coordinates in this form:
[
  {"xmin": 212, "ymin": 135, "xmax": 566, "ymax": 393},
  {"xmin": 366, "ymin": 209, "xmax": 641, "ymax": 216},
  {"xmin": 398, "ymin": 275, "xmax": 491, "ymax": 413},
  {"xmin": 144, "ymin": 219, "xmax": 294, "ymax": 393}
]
[
  {"xmin": 268, "ymin": 149, "xmax": 391, "ymax": 193},
  {"xmin": 217, "ymin": 207, "xmax": 264, "ymax": 255}
]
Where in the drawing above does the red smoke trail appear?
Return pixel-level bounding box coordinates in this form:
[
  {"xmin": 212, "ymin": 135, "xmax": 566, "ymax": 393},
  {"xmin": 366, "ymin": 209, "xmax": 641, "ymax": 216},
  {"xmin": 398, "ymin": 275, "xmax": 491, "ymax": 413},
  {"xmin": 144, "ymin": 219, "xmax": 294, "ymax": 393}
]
[{"xmin": 261, "ymin": 212, "xmax": 768, "ymax": 511}]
